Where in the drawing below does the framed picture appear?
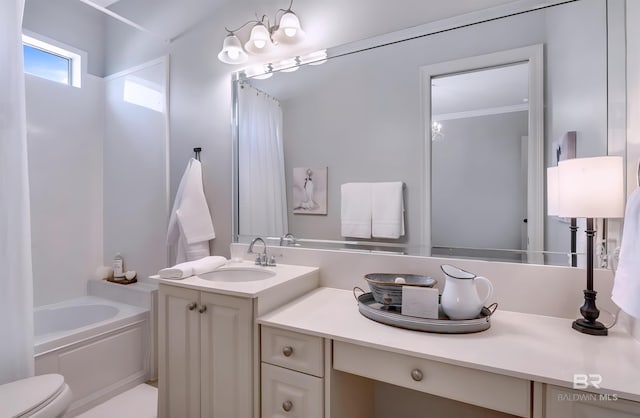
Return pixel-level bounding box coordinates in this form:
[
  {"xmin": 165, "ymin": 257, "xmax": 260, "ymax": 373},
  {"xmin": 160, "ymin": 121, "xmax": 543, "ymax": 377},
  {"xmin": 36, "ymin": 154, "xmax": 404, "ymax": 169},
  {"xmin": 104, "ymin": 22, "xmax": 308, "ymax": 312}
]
[
  {"xmin": 554, "ymin": 131, "xmax": 576, "ymax": 164},
  {"xmin": 292, "ymin": 167, "xmax": 327, "ymax": 215}
]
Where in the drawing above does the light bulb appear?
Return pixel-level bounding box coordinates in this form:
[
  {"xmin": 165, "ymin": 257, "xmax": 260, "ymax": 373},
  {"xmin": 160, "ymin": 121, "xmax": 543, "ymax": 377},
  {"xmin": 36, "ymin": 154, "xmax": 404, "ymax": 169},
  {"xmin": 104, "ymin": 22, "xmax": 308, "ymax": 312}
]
[
  {"xmin": 284, "ymin": 27, "xmax": 297, "ymax": 37},
  {"xmin": 254, "ymin": 39, "xmax": 266, "ymax": 49},
  {"xmin": 228, "ymin": 49, "xmax": 239, "ymax": 59}
]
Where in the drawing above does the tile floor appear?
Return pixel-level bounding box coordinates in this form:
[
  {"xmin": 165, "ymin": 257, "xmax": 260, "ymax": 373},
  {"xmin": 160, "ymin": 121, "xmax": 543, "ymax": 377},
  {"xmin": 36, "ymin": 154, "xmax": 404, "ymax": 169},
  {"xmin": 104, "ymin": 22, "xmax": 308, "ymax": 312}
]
[{"xmin": 75, "ymin": 383, "xmax": 157, "ymax": 418}]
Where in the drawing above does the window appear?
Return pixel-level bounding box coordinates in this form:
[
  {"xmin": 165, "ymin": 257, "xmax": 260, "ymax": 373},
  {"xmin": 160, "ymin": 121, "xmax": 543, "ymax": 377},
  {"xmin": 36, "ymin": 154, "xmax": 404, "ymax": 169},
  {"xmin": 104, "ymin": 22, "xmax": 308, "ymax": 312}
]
[{"xmin": 22, "ymin": 34, "xmax": 82, "ymax": 87}]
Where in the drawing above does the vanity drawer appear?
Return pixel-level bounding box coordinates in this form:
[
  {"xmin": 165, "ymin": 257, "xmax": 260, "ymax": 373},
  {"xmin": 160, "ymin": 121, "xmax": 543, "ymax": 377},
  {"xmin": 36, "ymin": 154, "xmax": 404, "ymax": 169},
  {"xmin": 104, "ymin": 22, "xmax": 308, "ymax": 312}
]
[
  {"xmin": 333, "ymin": 340, "xmax": 531, "ymax": 417},
  {"xmin": 261, "ymin": 326, "xmax": 324, "ymax": 377},
  {"xmin": 261, "ymin": 363, "xmax": 323, "ymax": 418}
]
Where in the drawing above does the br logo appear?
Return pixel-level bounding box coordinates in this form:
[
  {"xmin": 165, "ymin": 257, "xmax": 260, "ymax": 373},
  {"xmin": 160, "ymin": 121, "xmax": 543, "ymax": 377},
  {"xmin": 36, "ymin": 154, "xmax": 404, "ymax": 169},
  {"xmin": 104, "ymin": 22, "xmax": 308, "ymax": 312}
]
[{"xmin": 573, "ymin": 374, "xmax": 603, "ymax": 389}]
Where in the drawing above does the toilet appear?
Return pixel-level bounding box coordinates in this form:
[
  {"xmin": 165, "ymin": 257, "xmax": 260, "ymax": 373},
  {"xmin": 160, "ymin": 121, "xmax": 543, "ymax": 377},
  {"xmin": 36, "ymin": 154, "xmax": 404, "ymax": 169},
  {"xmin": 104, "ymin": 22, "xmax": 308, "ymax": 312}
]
[{"xmin": 0, "ymin": 374, "xmax": 72, "ymax": 418}]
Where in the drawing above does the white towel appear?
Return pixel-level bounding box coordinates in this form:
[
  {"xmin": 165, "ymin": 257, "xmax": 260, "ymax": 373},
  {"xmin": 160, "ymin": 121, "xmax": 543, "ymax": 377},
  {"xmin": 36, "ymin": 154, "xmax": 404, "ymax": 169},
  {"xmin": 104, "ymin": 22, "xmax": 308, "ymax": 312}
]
[
  {"xmin": 612, "ymin": 188, "xmax": 640, "ymax": 319},
  {"xmin": 341, "ymin": 183, "xmax": 372, "ymax": 238},
  {"xmin": 167, "ymin": 158, "xmax": 215, "ymax": 263},
  {"xmin": 372, "ymin": 182, "xmax": 405, "ymax": 239},
  {"xmin": 158, "ymin": 256, "xmax": 227, "ymax": 279}
]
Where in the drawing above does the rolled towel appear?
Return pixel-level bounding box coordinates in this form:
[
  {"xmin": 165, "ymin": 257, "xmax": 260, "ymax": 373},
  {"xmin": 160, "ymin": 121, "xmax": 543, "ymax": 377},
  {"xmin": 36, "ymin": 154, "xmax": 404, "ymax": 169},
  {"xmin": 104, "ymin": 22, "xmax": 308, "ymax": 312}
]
[{"xmin": 158, "ymin": 256, "xmax": 227, "ymax": 279}]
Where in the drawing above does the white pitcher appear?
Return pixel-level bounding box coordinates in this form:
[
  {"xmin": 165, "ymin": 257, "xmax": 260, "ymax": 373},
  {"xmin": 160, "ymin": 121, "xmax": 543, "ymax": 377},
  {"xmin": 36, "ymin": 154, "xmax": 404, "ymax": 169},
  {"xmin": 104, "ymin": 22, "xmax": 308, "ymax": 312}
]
[{"xmin": 440, "ymin": 264, "xmax": 493, "ymax": 320}]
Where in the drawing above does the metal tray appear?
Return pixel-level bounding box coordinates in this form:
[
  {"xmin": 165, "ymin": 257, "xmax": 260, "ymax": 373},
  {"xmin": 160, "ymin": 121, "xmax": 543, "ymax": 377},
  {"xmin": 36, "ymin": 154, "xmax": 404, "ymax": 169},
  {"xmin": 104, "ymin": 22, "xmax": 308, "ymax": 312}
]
[{"xmin": 354, "ymin": 290, "xmax": 497, "ymax": 334}]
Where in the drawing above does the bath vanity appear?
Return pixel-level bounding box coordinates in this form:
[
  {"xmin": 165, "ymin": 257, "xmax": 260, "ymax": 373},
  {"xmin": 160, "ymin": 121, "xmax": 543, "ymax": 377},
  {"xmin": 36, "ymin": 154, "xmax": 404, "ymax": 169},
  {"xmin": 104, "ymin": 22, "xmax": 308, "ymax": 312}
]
[
  {"xmin": 258, "ymin": 287, "xmax": 640, "ymax": 418},
  {"xmin": 156, "ymin": 262, "xmax": 319, "ymax": 418}
]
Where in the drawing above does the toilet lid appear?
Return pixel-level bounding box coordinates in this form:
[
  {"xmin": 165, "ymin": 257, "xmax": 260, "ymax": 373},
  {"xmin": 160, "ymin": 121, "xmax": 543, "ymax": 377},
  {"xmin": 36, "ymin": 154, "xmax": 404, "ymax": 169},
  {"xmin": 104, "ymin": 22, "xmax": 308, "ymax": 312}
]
[{"xmin": 0, "ymin": 374, "xmax": 66, "ymax": 418}]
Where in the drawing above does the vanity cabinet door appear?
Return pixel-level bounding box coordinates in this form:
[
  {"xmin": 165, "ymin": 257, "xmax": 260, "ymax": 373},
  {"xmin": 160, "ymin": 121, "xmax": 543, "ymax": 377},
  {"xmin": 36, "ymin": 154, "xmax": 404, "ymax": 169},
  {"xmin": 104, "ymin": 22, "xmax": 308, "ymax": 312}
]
[
  {"xmin": 159, "ymin": 285, "xmax": 255, "ymax": 418},
  {"xmin": 200, "ymin": 292, "xmax": 253, "ymax": 418},
  {"xmin": 543, "ymin": 385, "xmax": 640, "ymax": 418},
  {"xmin": 158, "ymin": 284, "xmax": 201, "ymax": 418},
  {"xmin": 262, "ymin": 363, "xmax": 324, "ymax": 418}
]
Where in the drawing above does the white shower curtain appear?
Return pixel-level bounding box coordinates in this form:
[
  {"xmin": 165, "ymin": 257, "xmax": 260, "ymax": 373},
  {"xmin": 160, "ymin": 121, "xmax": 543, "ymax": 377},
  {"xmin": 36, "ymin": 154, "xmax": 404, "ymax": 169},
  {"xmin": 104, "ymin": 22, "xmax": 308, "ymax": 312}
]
[
  {"xmin": 238, "ymin": 84, "xmax": 288, "ymax": 237},
  {"xmin": 0, "ymin": 0, "xmax": 34, "ymax": 384}
]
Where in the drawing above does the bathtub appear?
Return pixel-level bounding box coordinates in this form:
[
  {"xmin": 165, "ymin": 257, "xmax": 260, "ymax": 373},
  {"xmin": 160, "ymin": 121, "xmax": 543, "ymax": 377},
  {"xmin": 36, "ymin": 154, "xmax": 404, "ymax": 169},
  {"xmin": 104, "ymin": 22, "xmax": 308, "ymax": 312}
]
[{"xmin": 34, "ymin": 296, "xmax": 150, "ymax": 416}]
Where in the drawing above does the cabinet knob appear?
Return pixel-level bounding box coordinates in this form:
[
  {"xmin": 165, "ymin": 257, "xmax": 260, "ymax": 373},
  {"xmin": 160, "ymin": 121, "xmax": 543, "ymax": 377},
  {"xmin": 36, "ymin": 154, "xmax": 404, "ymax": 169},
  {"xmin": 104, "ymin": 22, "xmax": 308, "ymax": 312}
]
[
  {"xmin": 410, "ymin": 369, "xmax": 423, "ymax": 382},
  {"xmin": 282, "ymin": 400, "xmax": 293, "ymax": 412},
  {"xmin": 187, "ymin": 302, "xmax": 197, "ymax": 311},
  {"xmin": 198, "ymin": 305, "xmax": 207, "ymax": 314},
  {"xmin": 282, "ymin": 346, "xmax": 294, "ymax": 357}
]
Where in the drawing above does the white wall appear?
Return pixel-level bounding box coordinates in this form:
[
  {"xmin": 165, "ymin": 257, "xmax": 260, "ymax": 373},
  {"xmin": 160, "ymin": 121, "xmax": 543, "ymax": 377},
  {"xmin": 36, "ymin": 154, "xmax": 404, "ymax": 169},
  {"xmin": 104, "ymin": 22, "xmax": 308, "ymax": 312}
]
[
  {"xmin": 104, "ymin": 18, "xmax": 168, "ymax": 76},
  {"xmin": 103, "ymin": 59, "xmax": 169, "ymax": 280},
  {"xmin": 25, "ymin": 74, "xmax": 104, "ymax": 306}
]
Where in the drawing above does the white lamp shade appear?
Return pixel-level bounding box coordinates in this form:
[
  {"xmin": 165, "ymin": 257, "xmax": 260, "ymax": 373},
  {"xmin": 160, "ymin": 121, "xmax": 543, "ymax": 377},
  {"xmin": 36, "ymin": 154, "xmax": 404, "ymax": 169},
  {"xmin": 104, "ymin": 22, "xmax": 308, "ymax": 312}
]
[
  {"xmin": 244, "ymin": 24, "xmax": 274, "ymax": 55},
  {"xmin": 273, "ymin": 12, "xmax": 305, "ymax": 45},
  {"xmin": 217, "ymin": 34, "xmax": 248, "ymax": 64},
  {"xmin": 546, "ymin": 166, "xmax": 559, "ymax": 216},
  {"xmin": 557, "ymin": 156, "xmax": 624, "ymax": 218}
]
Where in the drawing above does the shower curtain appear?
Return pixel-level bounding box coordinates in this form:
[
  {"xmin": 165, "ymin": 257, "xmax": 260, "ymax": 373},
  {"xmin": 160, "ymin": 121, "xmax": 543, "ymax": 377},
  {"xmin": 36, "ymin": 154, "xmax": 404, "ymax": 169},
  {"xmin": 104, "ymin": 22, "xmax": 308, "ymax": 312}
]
[
  {"xmin": 238, "ymin": 84, "xmax": 288, "ymax": 237},
  {"xmin": 0, "ymin": 0, "xmax": 34, "ymax": 384}
]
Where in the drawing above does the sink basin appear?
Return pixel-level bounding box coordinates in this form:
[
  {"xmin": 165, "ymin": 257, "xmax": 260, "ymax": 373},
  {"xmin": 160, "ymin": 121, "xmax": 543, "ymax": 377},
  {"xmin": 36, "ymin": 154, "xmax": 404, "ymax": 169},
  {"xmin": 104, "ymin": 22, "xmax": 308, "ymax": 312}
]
[{"xmin": 199, "ymin": 268, "xmax": 276, "ymax": 282}]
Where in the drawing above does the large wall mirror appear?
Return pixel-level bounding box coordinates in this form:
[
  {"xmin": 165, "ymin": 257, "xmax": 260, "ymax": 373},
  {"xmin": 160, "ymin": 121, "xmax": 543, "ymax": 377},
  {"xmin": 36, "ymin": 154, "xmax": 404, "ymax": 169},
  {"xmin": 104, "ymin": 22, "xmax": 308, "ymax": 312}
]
[{"xmin": 233, "ymin": 0, "xmax": 611, "ymax": 267}]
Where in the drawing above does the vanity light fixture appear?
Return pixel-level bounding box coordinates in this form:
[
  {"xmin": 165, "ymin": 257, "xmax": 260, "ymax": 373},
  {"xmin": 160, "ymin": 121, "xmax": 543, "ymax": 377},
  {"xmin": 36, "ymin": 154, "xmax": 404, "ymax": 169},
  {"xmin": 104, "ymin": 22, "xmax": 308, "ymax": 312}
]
[
  {"xmin": 556, "ymin": 156, "xmax": 624, "ymax": 336},
  {"xmin": 241, "ymin": 50, "xmax": 328, "ymax": 79},
  {"xmin": 218, "ymin": 0, "xmax": 305, "ymax": 65}
]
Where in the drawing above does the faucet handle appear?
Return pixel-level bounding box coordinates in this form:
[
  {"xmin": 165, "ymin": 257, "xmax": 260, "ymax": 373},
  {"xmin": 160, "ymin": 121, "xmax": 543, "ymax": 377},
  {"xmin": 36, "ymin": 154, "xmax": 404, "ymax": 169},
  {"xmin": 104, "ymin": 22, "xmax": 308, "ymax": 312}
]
[
  {"xmin": 268, "ymin": 255, "xmax": 277, "ymax": 266},
  {"xmin": 254, "ymin": 255, "xmax": 262, "ymax": 265}
]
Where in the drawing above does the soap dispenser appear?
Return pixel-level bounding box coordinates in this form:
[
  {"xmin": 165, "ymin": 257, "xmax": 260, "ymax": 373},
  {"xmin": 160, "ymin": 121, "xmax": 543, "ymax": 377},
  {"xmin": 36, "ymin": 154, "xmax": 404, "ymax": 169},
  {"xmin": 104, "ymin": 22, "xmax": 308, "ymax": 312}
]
[{"xmin": 113, "ymin": 253, "xmax": 124, "ymax": 278}]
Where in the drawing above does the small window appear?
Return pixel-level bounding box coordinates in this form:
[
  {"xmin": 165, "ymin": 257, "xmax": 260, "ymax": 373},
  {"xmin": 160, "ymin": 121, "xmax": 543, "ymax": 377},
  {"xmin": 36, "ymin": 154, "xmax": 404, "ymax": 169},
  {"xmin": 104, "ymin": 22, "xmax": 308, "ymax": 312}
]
[{"xmin": 22, "ymin": 34, "xmax": 82, "ymax": 88}]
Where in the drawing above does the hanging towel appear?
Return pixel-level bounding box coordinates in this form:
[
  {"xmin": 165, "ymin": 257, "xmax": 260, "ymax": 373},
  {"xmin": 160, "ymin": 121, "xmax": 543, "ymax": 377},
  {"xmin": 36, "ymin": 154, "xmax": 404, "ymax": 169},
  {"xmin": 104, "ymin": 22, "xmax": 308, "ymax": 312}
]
[
  {"xmin": 612, "ymin": 188, "xmax": 640, "ymax": 319},
  {"xmin": 341, "ymin": 183, "xmax": 372, "ymax": 238},
  {"xmin": 372, "ymin": 182, "xmax": 405, "ymax": 239},
  {"xmin": 158, "ymin": 256, "xmax": 227, "ymax": 279},
  {"xmin": 167, "ymin": 158, "xmax": 215, "ymax": 263}
]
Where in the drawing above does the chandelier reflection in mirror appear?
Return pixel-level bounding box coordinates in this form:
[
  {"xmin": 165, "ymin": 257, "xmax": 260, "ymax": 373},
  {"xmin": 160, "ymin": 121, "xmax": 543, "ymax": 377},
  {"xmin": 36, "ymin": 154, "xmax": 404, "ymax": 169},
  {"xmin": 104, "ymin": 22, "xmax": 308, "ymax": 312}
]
[
  {"xmin": 218, "ymin": 0, "xmax": 305, "ymax": 64},
  {"xmin": 432, "ymin": 120, "xmax": 444, "ymax": 141}
]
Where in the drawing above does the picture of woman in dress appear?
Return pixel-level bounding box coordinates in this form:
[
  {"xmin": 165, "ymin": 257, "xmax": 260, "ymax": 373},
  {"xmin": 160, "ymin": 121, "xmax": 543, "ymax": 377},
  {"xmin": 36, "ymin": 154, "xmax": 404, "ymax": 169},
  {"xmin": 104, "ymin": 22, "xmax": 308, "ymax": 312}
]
[{"xmin": 293, "ymin": 167, "xmax": 327, "ymax": 215}]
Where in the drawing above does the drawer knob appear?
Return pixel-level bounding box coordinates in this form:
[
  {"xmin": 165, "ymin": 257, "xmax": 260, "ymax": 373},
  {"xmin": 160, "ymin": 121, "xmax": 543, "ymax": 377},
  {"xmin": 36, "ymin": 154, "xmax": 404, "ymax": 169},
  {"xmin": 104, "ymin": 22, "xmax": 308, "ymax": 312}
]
[
  {"xmin": 198, "ymin": 305, "xmax": 207, "ymax": 314},
  {"xmin": 411, "ymin": 369, "xmax": 423, "ymax": 382},
  {"xmin": 282, "ymin": 400, "xmax": 293, "ymax": 412},
  {"xmin": 187, "ymin": 302, "xmax": 197, "ymax": 311},
  {"xmin": 282, "ymin": 346, "xmax": 294, "ymax": 357}
]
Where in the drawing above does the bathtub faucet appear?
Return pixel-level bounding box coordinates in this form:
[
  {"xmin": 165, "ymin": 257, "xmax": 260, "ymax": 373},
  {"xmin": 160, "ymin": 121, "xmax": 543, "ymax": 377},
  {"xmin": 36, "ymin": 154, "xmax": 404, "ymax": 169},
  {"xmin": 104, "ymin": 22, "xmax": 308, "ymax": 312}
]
[{"xmin": 279, "ymin": 233, "xmax": 296, "ymax": 247}]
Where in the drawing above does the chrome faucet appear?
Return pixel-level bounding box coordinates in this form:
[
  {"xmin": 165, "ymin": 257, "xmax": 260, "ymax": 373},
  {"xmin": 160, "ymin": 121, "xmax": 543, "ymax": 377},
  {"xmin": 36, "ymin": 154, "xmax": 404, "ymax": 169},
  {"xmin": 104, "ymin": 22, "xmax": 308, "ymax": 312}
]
[
  {"xmin": 248, "ymin": 237, "xmax": 275, "ymax": 266},
  {"xmin": 279, "ymin": 233, "xmax": 296, "ymax": 247}
]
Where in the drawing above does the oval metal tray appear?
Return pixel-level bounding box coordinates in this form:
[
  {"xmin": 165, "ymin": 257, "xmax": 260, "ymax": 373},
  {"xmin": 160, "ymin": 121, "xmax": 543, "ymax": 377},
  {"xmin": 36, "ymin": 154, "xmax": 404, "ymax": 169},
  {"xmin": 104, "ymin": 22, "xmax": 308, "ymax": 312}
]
[{"xmin": 355, "ymin": 291, "xmax": 497, "ymax": 334}]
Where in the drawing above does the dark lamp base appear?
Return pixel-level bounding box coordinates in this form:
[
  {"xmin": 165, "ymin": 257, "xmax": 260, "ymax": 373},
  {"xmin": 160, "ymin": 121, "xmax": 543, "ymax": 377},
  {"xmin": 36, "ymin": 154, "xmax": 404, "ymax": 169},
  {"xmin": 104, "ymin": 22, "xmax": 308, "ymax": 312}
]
[{"xmin": 572, "ymin": 318, "xmax": 608, "ymax": 336}]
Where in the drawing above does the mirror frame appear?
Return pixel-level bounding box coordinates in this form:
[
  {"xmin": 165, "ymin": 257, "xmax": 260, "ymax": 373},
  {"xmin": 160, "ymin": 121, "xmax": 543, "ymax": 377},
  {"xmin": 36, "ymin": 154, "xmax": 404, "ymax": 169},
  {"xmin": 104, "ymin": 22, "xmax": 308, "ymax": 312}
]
[{"xmin": 421, "ymin": 44, "xmax": 544, "ymax": 260}]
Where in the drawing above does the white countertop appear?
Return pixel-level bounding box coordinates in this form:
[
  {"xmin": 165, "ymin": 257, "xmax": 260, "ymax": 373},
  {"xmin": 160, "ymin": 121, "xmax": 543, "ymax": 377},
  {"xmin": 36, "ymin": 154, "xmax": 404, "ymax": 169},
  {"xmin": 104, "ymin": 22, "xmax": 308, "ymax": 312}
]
[
  {"xmin": 157, "ymin": 261, "xmax": 319, "ymax": 298},
  {"xmin": 258, "ymin": 287, "xmax": 640, "ymax": 402}
]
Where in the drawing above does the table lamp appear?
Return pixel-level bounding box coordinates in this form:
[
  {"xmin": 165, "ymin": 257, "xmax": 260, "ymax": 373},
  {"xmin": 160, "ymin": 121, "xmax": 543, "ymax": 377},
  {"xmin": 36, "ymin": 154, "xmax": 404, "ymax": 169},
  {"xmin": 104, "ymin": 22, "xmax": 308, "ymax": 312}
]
[{"xmin": 556, "ymin": 156, "xmax": 624, "ymax": 335}]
